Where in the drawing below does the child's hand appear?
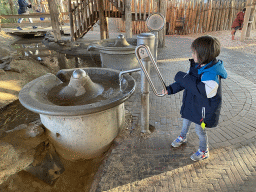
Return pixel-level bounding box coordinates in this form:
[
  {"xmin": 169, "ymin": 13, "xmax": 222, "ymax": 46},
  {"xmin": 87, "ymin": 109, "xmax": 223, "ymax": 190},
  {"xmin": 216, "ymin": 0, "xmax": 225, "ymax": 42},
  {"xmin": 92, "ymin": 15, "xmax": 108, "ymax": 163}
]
[{"xmin": 162, "ymin": 89, "xmax": 168, "ymax": 95}]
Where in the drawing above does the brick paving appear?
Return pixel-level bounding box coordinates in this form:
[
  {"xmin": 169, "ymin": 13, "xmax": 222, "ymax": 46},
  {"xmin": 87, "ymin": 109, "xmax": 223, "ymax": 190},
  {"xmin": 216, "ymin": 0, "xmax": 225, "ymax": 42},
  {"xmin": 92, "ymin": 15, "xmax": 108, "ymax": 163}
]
[{"xmin": 90, "ymin": 35, "xmax": 256, "ymax": 192}]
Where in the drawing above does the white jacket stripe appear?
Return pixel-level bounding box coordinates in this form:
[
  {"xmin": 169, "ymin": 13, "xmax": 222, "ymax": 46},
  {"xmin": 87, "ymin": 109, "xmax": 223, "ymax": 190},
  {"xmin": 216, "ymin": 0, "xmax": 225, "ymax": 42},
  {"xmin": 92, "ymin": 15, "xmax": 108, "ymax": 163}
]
[{"xmin": 202, "ymin": 80, "xmax": 219, "ymax": 98}]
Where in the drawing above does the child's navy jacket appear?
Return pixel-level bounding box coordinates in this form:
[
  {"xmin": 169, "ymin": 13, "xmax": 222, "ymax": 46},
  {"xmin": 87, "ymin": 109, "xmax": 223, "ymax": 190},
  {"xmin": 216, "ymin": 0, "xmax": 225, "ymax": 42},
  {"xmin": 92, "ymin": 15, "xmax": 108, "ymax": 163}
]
[{"xmin": 166, "ymin": 59, "xmax": 228, "ymax": 128}]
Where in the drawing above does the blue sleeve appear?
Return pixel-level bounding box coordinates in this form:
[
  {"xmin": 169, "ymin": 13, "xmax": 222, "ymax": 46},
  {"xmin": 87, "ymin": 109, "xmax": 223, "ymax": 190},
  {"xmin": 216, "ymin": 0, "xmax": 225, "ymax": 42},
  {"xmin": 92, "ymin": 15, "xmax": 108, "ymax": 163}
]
[
  {"xmin": 166, "ymin": 82, "xmax": 184, "ymax": 95},
  {"xmin": 174, "ymin": 71, "xmax": 207, "ymax": 98}
]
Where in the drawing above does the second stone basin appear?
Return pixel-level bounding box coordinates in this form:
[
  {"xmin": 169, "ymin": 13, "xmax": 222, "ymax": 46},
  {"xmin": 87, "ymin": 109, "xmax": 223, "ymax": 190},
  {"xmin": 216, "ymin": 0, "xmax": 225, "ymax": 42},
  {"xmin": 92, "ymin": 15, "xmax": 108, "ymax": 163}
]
[{"xmin": 87, "ymin": 34, "xmax": 139, "ymax": 71}]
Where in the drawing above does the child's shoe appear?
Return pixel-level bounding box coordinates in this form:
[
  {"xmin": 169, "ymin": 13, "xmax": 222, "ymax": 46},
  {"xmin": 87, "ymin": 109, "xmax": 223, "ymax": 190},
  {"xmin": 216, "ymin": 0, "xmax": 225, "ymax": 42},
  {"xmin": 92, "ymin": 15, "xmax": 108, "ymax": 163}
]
[
  {"xmin": 190, "ymin": 149, "xmax": 209, "ymax": 161},
  {"xmin": 17, "ymin": 26, "xmax": 22, "ymax": 30},
  {"xmin": 171, "ymin": 136, "xmax": 187, "ymax": 147}
]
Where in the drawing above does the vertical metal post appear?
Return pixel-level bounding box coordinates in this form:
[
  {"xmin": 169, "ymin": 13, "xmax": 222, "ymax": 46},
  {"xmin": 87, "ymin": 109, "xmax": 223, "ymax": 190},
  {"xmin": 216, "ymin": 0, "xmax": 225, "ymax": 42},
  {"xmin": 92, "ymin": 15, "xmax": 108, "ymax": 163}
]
[
  {"xmin": 137, "ymin": 33, "xmax": 155, "ymax": 133},
  {"xmin": 153, "ymin": 31, "xmax": 158, "ymax": 60}
]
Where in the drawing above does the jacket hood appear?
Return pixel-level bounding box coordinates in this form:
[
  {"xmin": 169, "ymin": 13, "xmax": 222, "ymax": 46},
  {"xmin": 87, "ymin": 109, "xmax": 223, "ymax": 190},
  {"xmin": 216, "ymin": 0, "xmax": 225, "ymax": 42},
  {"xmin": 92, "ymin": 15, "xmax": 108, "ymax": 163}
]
[{"xmin": 198, "ymin": 59, "xmax": 228, "ymax": 79}]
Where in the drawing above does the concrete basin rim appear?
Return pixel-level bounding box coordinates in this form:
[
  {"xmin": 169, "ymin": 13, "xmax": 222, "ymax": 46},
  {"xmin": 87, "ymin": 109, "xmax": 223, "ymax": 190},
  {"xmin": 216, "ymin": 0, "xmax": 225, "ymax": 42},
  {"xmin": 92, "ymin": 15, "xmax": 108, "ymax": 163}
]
[{"xmin": 18, "ymin": 68, "xmax": 136, "ymax": 116}]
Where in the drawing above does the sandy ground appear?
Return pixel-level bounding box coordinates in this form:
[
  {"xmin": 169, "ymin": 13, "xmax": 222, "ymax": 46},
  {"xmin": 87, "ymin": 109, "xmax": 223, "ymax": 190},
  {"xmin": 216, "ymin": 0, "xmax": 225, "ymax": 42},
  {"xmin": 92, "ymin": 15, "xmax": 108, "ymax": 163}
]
[{"xmin": 0, "ymin": 31, "xmax": 56, "ymax": 108}]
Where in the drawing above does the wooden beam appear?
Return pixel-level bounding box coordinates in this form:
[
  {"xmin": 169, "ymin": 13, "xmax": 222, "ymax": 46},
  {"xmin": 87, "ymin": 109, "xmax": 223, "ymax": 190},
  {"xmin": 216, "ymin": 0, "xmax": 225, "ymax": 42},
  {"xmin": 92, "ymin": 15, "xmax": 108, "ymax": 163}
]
[
  {"xmin": 0, "ymin": 13, "xmax": 51, "ymax": 19},
  {"xmin": 158, "ymin": 0, "xmax": 167, "ymax": 48},
  {"xmin": 1, "ymin": 21, "xmax": 52, "ymax": 28},
  {"xmin": 99, "ymin": 0, "xmax": 109, "ymax": 39},
  {"xmin": 125, "ymin": 0, "xmax": 132, "ymax": 38},
  {"xmin": 47, "ymin": 0, "xmax": 61, "ymax": 42},
  {"xmin": 68, "ymin": 0, "xmax": 75, "ymax": 41},
  {"xmin": 241, "ymin": 0, "xmax": 255, "ymax": 41}
]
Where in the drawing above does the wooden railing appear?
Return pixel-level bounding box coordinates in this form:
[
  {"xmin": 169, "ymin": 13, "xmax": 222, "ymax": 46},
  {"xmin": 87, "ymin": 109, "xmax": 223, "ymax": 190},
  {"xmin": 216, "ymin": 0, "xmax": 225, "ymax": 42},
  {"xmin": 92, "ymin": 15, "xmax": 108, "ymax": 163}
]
[
  {"xmin": 0, "ymin": 12, "xmax": 70, "ymax": 31},
  {"xmin": 69, "ymin": 0, "xmax": 124, "ymax": 41},
  {"xmin": 0, "ymin": 13, "xmax": 52, "ymax": 30}
]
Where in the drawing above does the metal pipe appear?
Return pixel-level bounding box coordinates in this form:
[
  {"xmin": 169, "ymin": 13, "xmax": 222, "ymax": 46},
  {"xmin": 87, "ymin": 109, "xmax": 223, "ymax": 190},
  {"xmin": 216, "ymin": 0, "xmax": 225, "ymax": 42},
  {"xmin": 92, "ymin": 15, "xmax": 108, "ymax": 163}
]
[
  {"xmin": 119, "ymin": 68, "xmax": 141, "ymax": 91},
  {"xmin": 153, "ymin": 31, "xmax": 158, "ymax": 60},
  {"xmin": 135, "ymin": 44, "xmax": 167, "ymax": 97},
  {"xmin": 137, "ymin": 33, "xmax": 155, "ymax": 133}
]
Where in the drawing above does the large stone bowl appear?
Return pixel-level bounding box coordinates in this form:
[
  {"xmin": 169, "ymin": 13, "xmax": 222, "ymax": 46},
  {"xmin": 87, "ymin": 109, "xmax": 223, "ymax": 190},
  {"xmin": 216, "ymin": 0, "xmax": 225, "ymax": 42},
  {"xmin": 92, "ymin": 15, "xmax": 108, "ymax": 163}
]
[{"xmin": 19, "ymin": 68, "xmax": 136, "ymax": 161}]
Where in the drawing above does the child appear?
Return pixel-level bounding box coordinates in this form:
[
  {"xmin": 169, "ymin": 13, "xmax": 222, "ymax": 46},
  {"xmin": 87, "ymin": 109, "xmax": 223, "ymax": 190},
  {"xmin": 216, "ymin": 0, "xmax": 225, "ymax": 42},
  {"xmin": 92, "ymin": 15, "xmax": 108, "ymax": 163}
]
[
  {"xmin": 17, "ymin": 0, "xmax": 37, "ymax": 30},
  {"xmin": 231, "ymin": 8, "xmax": 246, "ymax": 40},
  {"xmin": 163, "ymin": 36, "xmax": 227, "ymax": 161}
]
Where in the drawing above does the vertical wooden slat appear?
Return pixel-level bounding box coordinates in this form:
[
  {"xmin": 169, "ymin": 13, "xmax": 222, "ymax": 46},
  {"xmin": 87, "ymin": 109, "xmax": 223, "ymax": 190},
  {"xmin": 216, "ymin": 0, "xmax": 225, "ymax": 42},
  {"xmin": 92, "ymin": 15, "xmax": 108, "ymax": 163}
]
[
  {"xmin": 215, "ymin": 1, "xmax": 221, "ymax": 31},
  {"xmin": 144, "ymin": 0, "xmax": 147, "ymax": 20},
  {"xmin": 228, "ymin": 0, "xmax": 234, "ymax": 29},
  {"xmin": 148, "ymin": 0, "xmax": 151, "ymax": 18},
  {"xmin": 152, "ymin": 0, "xmax": 155, "ymax": 13},
  {"xmin": 104, "ymin": 0, "xmax": 107, "ymax": 17},
  {"xmin": 193, "ymin": 1, "xmax": 199, "ymax": 34},
  {"xmin": 184, "ymin": 1, "xmax": 190, "ymax": 34},
  {"xmin": 198, "ymin": 1, "xmax": 204, "ymax": 33},
  {"xmin": 139, "ymin": 0, "xmax": 142, "ymax": 20},
  {"xmin": 166, "ymin": 0, "xmax": 170, "ymax": 34},
  {"xmin": 125, "ymin": 0, "xmax": 132, "ymax": 38},
  {"xmin": 72, "ymin": 2, "xmax": 77, "ymax": 39},
  {"xmin": 172, "ymin": 4, "xmax": 177, "ymax": 34},
  {"xmin": 219, "ymin": 1, "xmax": 225, "ymax": 31},
  {"xmin": 209, "ymin": 1, "xmax": 216, "ymax": 31},
  {"xmin": 94, "ymin": 0, "xmax": 98, "ymax": 19},
  {"xmin": 84, "ymin": 0, "xmax": 88, "ymax": 29},
  {"xmin": 202, "ymin": 1, "xmax": 208, "ymax": 32},
  {"xmin": 188, "ymin": 1, "xmax": 193, "ymax": 34},
  {"xmin": 191, "ymin": 1, "xmax": 198, "ymax": 33},
  {"xmin": 76, "ymin": 0, "xmax": 81, "ymax": 37},
  {"xmin": 212, "ymin": 1, "xmax": 219, "ymax": 31},
  {"xmin": 135, "ymin": 0, "xmax": 137, "ymax": 20},
  {"xmin": 206, "ymin": 0, "xmax": 212, "ymax": 32},
  {"xmin": 181, "ymin": 0, "xmax": 186, "ymax": 35},
  {"xmin": 80, "ymin": 0, "xmax": 84, "ymax": 31},
  {"xmin": 222, "ymin": 1, "xmax": 228, "ymax": 30},
  {"xmin": 69, "ymin": 0, "xmax": 75, "ymax": 41}
]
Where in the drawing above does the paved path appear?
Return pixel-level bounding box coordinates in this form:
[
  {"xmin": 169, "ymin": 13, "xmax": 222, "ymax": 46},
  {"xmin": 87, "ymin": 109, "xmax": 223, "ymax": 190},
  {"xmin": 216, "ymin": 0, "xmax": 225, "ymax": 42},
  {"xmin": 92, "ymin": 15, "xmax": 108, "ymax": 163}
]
[{"xmin": 90, "ymin": 35, "xmax": 256, "ymax": 192}]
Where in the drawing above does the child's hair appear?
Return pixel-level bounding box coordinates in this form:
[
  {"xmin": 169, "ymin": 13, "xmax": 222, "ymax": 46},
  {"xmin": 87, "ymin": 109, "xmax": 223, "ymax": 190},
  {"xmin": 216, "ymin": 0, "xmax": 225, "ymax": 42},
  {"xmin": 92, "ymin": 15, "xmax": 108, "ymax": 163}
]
[{"xmin": 191, "ymin": 36, "xmax": 220, "ymax": 64}]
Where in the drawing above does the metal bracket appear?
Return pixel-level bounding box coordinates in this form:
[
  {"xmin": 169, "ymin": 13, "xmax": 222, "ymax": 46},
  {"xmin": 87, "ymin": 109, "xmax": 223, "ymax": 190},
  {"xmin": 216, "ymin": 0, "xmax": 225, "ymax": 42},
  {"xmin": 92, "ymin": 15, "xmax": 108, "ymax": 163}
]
[{"xmin": 135, "ymin": 44, "xmax": 167, "ymax": 97}]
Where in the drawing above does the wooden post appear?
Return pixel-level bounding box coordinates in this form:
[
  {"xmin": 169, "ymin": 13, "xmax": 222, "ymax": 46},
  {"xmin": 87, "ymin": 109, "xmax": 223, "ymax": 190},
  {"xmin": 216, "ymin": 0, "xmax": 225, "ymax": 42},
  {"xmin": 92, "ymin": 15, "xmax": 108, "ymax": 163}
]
[
  {"xmin": 206, "ymin": 0, "xmax": 212, "ymax": 32},
  {"xmin": 246, "ymin": 1, "xmax": 256, "ymax": 37},
  {"xmin": 158, "ymin": 0, "xmax": 167, "ymax": 48},
  {"xmin": 8, "ymin": 0, "xmax": 15, "ymax": 15},
  {"xmin": 47, "ymin": 0, "xmax": 61, "ymax": 42},
  {"xmin": 125, "ymin": 0, "xmax": 132, "ymax": 38},
  {"xmin": 228, "ymin": 0, "xmax": 235, "ymax": 30},
  {"xmin": 198, "ymin": 2, "xmax": 204, "ymax": 33},
  {"xmin": 98, "ymin": 0, "xmax": 109, "ymax": 39},
  {"xmin": 241, "ymin": 0, "xmax": 254, "ymax": 41}
]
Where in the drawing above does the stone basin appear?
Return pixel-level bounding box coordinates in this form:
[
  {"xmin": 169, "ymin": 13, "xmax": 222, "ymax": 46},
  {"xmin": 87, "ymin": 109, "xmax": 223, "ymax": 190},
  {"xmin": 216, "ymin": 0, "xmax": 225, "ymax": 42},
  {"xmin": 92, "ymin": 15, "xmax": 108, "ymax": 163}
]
[
  {"xmin": 87, "ymin": 34, "xmax": 138, "ymax": 71},
  {"xmin": 19, "ymin": 68, "xmax": 136, "ymax": 161}
]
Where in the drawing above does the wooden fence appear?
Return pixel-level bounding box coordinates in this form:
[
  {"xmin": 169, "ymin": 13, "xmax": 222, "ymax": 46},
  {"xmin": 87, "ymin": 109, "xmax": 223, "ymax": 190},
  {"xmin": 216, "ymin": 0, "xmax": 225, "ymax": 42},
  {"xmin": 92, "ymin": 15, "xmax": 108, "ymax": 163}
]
[
  {"xmin": 166, "ymin": 0, "xmax": 249, "ymax": 35},
  {"xmin": 117, "ymin": 0, "xmax": 255, "ymax": 35}
]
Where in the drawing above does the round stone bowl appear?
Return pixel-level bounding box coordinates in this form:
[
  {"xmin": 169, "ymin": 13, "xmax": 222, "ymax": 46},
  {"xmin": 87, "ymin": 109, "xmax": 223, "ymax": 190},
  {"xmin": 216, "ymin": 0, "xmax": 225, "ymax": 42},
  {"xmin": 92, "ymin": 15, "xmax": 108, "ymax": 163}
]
[
  {"xmin": 87, "ymin": 34, "xmax": 138, "ymax": 71},
  {"xmin": 19, "ymin": 68, "xmax": 136, "ymax": 161}
]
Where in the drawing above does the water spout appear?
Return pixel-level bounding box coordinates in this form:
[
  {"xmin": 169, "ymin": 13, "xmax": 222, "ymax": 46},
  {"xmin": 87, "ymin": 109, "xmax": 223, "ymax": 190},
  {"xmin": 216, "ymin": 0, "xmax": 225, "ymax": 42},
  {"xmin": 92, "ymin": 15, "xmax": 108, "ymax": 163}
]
[{"xmin": 119, "ymin": 68, "xmax": 141, "ymax": 92}]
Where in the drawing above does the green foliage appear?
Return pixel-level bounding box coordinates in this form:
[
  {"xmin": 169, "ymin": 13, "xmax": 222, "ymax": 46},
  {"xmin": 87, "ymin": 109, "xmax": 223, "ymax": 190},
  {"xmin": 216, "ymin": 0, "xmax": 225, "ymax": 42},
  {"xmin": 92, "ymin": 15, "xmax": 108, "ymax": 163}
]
[{"xmin": 0, "ymin": 0, "xmax": 18, "ymax": 23}]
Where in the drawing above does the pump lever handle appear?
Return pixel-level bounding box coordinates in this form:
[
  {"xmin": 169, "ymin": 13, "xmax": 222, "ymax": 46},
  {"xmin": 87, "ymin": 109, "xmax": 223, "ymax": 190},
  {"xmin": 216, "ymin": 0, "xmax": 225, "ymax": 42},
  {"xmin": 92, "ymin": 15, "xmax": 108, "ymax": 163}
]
[{"xmin": 135, "ymin": 44, "xmax": 167, "ymax": 97}]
